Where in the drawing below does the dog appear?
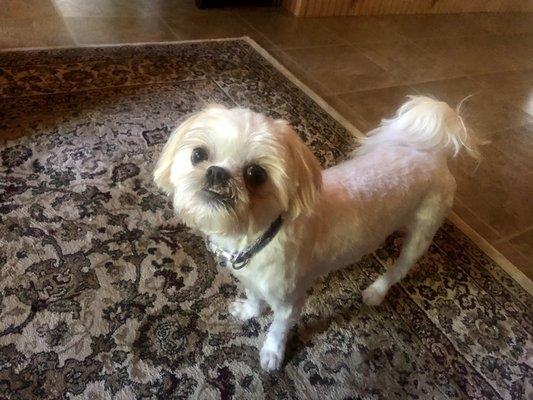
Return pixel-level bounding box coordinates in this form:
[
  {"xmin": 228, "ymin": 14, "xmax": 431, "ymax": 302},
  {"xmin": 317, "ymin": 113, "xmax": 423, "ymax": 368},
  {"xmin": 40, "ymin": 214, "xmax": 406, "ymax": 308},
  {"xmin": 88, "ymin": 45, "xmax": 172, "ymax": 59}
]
[{"xmin": 153, "ymin": 96, "xmax": 479, "ymax": 371}]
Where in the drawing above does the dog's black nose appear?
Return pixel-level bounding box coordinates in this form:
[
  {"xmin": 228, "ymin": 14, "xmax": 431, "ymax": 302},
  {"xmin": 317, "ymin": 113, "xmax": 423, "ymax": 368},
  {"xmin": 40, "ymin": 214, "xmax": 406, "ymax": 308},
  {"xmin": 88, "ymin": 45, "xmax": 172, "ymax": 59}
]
[{"xmin": 205, "ymin": 166, "xmax": 230, "ymax": 186}]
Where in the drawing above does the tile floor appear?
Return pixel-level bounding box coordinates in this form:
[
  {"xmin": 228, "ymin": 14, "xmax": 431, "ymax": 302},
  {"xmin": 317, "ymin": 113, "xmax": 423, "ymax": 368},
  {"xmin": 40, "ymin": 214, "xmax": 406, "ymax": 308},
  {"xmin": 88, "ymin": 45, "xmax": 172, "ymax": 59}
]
[{"xmin": 1, "ymin": 0, "xmax": 531, "ymax": 278}]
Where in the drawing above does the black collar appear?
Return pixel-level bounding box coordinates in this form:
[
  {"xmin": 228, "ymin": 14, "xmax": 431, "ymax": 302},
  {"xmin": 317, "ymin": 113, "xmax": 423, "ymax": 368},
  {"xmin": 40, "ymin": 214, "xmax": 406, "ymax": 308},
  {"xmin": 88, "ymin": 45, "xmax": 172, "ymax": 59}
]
[{"xmin": 206, "ymin": 216, "xmax": 283, "ymax": 270}]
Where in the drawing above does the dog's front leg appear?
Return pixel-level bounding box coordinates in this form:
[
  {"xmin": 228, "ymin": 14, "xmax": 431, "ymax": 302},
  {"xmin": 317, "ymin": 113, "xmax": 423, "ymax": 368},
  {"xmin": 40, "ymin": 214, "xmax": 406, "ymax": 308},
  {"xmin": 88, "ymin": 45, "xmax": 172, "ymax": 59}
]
[
  {"xmin": 229, "ymin": 289, "xmax": 266, "ymax": 321},
  {"xmin": 260, "ymin": 303, "xmax": 300, "ymax": 371}
]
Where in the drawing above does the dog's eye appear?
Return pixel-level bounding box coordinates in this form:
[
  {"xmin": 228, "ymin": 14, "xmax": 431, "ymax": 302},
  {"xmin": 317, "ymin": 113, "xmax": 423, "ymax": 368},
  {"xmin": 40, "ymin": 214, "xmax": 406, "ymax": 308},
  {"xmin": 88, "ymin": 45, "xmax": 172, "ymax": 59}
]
[
  {"xmin": 191, "ymin": 147, "xmax": 208, "ymax": 165},
  {"xmin": 244, "ymin": 164, "xmax": 267, "ymax": 188}
]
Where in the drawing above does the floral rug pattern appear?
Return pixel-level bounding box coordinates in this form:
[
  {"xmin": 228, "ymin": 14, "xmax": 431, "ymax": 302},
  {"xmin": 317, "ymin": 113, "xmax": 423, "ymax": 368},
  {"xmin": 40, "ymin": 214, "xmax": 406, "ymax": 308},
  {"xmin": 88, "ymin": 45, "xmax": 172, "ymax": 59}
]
[{"xmin": 0, "ymin": 39, "xmax": 531, "ymax": 400}]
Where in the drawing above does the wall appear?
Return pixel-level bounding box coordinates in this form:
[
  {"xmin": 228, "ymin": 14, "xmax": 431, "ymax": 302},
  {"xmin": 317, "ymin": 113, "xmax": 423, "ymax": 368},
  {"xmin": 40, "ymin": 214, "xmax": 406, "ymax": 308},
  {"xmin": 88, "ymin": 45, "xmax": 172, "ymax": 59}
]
[{"xmin": 282, "ymin": 0, "xmax": 533, "ymax": 16}]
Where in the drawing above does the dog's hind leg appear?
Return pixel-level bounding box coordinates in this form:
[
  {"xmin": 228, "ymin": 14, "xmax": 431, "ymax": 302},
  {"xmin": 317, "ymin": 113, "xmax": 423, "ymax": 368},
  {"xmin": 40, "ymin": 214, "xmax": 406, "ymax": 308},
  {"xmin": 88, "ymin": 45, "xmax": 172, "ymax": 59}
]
[{"xmin": 362, "ymin": 191, "xmax": 452, "ymax": 306}]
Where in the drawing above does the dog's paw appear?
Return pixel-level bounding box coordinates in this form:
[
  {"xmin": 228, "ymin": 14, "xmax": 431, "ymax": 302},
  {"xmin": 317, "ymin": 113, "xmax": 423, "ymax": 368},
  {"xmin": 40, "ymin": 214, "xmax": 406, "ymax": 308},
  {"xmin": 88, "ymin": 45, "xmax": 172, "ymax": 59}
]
[
  {"xmin": 260, "ymin": 346, "xmax": 283, "ymax": 372},
  {"xmin": 362, "ymin": 284, "xmax": 387, "ymax": 306},
  {"xmin": 228, "ymin": 299, "xmax": 260, "ymax": 321}
]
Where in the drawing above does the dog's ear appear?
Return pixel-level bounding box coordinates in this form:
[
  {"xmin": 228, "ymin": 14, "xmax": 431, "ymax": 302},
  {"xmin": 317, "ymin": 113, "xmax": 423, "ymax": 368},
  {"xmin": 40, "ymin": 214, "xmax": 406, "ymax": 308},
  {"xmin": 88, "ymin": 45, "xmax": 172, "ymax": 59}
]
[
  {"xmin": 276, "ymin": 120, "xmax": 322, "ymax": 220},
  {"xmin": 153, "ymin": 113, "xmax": 199, "ymax": 195}
]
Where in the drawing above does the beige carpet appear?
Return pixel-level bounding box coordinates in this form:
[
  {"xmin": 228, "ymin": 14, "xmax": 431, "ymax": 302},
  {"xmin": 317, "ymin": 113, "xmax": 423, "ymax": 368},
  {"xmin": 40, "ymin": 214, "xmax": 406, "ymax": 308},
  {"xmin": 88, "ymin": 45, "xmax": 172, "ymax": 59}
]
[{"xmin": 0, "ymin": 39, "xmax": 531, "ymax": 400}]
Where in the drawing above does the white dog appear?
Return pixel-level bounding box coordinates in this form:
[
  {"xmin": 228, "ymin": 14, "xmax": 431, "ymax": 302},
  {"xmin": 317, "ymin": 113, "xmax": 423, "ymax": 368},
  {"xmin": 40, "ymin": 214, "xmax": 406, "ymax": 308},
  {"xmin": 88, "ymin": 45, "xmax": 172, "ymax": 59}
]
[{"xmin": 154, "ymin": 96, "xmax": 479, "ymax": 371}]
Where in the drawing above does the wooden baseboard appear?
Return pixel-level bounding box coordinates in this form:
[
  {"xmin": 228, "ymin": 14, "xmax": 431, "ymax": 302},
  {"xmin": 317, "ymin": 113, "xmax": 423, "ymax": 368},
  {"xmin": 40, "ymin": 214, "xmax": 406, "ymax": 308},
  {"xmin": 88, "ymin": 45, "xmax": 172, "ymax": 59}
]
[{"xmin": 282, "ymin": 0, "xmax": 533, "ymax": 16}]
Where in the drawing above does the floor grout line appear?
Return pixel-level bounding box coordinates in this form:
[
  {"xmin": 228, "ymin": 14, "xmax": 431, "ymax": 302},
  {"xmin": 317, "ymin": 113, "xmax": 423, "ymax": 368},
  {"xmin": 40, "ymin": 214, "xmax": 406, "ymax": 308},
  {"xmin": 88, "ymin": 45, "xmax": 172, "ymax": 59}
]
[
  {"xmin": 156, "ymin": 15, "xmax": 182, "ymax": 41},
  {"xmin": 493, "ymin": 225, "xmax": 533, "ymax": 244},
  {"xmin": 234, "ymin": 13, "xmax": 280, "ymax": 52},
  {"xmin": 47, "ymin": 0, "xmax": 80, "ymax": 46},
  {"xmin": 452, "ymin": 196, "xmax": 503, "ymax": 240}
]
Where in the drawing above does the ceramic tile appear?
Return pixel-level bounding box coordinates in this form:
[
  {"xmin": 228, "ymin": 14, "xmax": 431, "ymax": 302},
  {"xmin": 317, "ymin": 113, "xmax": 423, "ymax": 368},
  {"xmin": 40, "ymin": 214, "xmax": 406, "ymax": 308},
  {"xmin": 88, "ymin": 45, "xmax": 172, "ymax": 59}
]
[
  {"xmin": 491, "ymin": 240, "xmax": 533, "ymax": 280},
  {"xmin": 117, "ymin": 0, "xmax": 197, "ymax": 15},
  {"xmin": 453, "ymin": 145, "xmax": 533, "ymax": 237},
  {"xmin": 337, "ymin": 84, "xmax": 417, "ymax": 131},
  {"xmin": 488, "ymin": 34, "xmax": 533, "ymax": 71},
  {"xmin": 323, "ymin": 95, "xmax": 372, "ymax": 133},
  {"xmin": 53, "ymin": 0, "xmax": 195, "ymax": 17},
  {"xmin": 381, "ymin": 13, "xmax": 491, "ymax": 39},
  {"xmin": 508, "ymin": 229, "xmax": 533, "ymax": 262},
  {"xmin": 409, "ymin": 77, "xmax": 529, "ymax": 136},
  {"xmin": 148, "ymin": 0, "xmax": 212, "ymax": 15},
  {"xmin": 162, "ymin": 9, "xmax": 275, "ymax": 49},
  {"xmin": 415, "ymin": 35, "xmax": 526, "ymax": 75},
  {"xmin": 54, "ymin": 0, "xmax": 121, "ymax": 17},
  {"xmin": 483, "ymin": 126, "xmax": 533, "ymax": 170},
  {"xmin": 319, "ymin": 15, "xmax": 407, "ymax": 44},
  {"xmin": 471, "ymin": 12, "xmax": 533, "ymax": 36},
  {"xmin": 0, "ymin": 16, "xmax": 74, "ymax": 49},
  {"xmin": 1, "ymin": 0, "xmax": 58, "ymax": 19},
  {"xmin": 473, "ymin": 69, "xmax": 533, "ymax": 116},
  {"xmin": 355, "ymin": 38, "xmax": 464, "ymax": 85},
  {"xmin": 239, "ymin": 9, "xmax": 344, "ymax": 49},
  {"xmin": 63, "ymin": 16, "xmax": 177, "ymax": 44},
  {"xmin": 268, "ymin": 49, "xmax": 331, "ymax": 98},
  {"xmin": 452, "ymin": 197, "xmax": 502, "ymax": 243},
  {"xmin": 283, "ymin": 45, "xmax": 397, "ymax": 94}
]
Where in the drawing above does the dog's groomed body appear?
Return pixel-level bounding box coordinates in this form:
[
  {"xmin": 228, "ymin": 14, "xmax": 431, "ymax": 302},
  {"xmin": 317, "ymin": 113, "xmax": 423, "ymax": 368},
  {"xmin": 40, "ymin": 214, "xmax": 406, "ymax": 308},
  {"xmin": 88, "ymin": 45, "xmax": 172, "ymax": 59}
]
[{"xmin": 154, "ymin": 96, "xmax": 479, "ymax": 371}]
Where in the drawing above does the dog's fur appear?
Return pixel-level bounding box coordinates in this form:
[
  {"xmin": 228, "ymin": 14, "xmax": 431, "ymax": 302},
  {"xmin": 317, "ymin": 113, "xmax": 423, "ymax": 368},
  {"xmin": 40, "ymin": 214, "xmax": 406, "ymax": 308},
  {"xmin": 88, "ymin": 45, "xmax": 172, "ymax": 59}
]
[{"xmin": 154, "ymin": 96, "xmax": 479, "ymax": 371}]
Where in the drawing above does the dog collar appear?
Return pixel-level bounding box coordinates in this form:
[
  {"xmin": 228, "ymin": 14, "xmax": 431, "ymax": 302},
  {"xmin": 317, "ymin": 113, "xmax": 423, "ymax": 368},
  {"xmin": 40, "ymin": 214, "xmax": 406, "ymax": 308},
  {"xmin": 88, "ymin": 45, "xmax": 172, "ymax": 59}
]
[{"xmin": 206, "ymin": 215, "xmax": 283, "ymax": 270}]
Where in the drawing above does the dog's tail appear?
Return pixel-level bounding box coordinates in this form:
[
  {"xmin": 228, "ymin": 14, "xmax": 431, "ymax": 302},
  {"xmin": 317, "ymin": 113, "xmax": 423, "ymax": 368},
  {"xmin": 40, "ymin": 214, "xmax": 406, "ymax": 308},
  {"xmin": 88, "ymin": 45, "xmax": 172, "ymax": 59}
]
[{"xmin": 355, "ymin": 95, "xmax": 481, "ymax": 160}]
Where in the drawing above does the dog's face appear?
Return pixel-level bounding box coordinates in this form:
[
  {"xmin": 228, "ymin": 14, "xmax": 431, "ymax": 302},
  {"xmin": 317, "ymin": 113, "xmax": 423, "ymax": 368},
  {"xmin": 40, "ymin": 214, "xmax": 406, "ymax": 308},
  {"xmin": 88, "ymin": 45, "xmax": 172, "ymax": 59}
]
[{"xmin": 154, "ymin": 105, "xmax": 322, "ymax": 236}]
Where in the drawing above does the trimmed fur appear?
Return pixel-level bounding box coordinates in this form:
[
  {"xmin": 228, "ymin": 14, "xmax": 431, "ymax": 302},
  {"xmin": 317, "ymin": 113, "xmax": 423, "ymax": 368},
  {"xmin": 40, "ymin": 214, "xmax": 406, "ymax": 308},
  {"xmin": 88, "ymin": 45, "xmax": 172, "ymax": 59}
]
[{"xmin": 154, "ymin": 96, "xmax": 480, "ymax": 371}]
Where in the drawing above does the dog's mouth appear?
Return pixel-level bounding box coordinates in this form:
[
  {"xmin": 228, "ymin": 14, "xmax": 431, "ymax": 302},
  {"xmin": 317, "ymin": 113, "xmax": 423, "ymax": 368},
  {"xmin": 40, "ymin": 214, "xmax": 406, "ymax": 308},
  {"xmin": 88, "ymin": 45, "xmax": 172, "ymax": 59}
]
[{"xmin": 202, "ymin": 187, "xmax": 234, "ymax": 208}]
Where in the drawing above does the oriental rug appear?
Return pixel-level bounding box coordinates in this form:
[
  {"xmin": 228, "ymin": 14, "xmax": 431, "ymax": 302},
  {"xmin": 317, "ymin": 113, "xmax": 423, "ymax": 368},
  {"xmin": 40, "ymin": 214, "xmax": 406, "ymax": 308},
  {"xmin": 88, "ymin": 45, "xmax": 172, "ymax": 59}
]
[{"xmin": 0, "ymin": 38, "xmax": 531, "ymax": 400}]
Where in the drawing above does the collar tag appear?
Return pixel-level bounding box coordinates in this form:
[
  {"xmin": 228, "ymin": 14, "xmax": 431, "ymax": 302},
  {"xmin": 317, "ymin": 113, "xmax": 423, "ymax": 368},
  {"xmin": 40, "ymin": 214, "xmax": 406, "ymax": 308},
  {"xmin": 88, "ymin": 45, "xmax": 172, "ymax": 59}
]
[
  {"xmin": 212, "ymin": 247, "xmax": 249, "ymax": 270},
  {"xmin": 206, "ymin": 215, "xmax": 283, "ymax": 270}
]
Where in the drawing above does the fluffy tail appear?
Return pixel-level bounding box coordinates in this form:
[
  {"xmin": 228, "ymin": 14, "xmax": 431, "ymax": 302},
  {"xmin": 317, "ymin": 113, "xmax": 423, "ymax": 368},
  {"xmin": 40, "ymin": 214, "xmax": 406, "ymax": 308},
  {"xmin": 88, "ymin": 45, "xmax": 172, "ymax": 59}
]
[{"xmin": 356, "ymin": 95, "xmax": 481, "ymax": 160}]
